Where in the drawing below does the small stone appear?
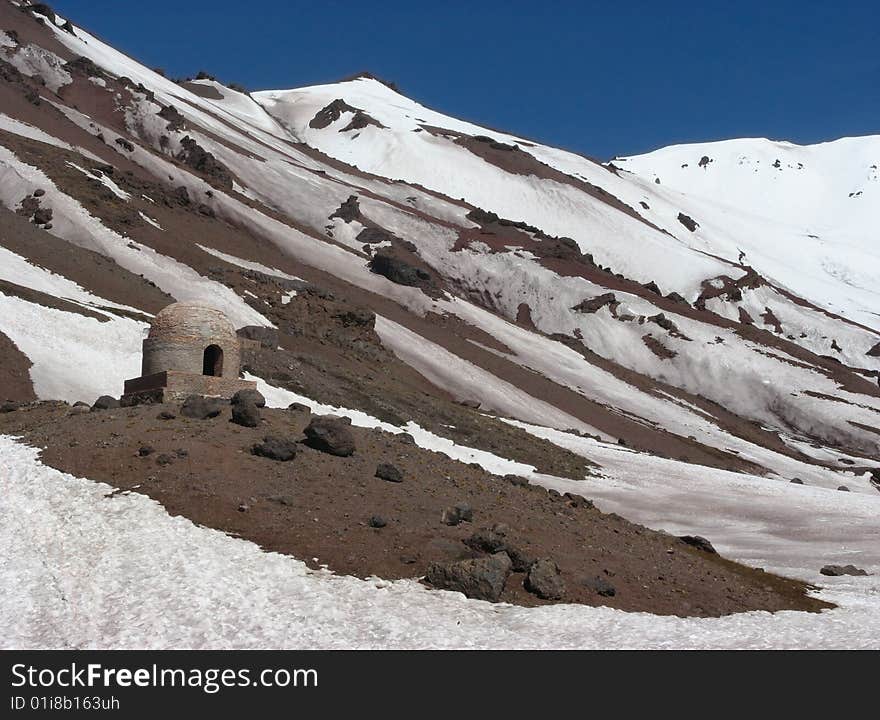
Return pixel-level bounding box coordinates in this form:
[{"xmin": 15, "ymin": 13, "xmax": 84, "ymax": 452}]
[
  {"xmin": 837, "ymin": 485, "xmax": 850, "ymax": 492},
  {"xmin": 790, "ymin": 478, "xmax": 804, "ymax": 484},
  {"xmin": 397, "ymin": 433, "xmax": 416, "ymax": 445},
  {"xmin": 238, "ymin": 503, "xmax": 249, "ymax": 512},
  {"xmin": 155, "ymin": 453, "xmax": 174, "ymax": 466},
  {"xmin": 33, "ymin": 188, "xmax": 46, "ymax": 197},
  {"xmin": 287, "ymin": 402, "xmax": 311, "ymax": 414},
  {"xmin": 368, "ymin": 515, "xmax": 387, "ymax": 528},
  {"xmin": 503, "ymin": 474, "xmax": 529, "ymax": 487},
  {"xmin": 157, "ymin": 410, "xmax": 176, "ymax": 420},
  {"xmin": 137, "ymin": 445, "xmax": 155, "ymax": 457},
  {"xmin": 174, "ymin": 448, "xmax": 188, "ymax": 458},
  {"xmin": 1, "ymin": 401, "xmax": 21, "ymax": 413},
  {"xmin": 375, "ymin": 463, "xmax": 403, "ymax": 483}
]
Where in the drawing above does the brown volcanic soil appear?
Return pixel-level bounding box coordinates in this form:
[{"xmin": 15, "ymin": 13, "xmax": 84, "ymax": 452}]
[
  {"xmin": 0, "ymin": 401, "xmax": 830, "ymax": 617},
  {"xmin": 0, "ymin": 330, "xmax": 35, "ymax": 402}
]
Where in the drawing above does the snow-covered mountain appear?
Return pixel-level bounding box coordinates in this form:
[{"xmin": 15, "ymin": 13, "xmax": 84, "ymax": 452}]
[{"xmin": 1, "ymin": 1, "xmax": 879, "ymax": 648}]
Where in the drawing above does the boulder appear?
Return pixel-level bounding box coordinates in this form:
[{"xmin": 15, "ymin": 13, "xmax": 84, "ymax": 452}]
[
  {"xmin": 303, "ymin": 416, "xmax": 356, "ymax": 456},
  {"xmin": 525, "ymin": 558, "xmax": 566, "ymax": 600},
  {"xmin": 583, "ymin": 575, "xmax": 617, "ymax": 597},
  {"xmin": 231, "ymin": 400, "xmax": 261, "ymax": 428},
  {"xmin": 425, "ymin": 552, "xmax": 512, "ymax": 602},
  {"xmin": 252, "ymin": 436, "xmax": 298, "ymax": 462},
  {"xmin": 91, "ymin": 395, "xmax": 120, "ymax": 411},
  {"xmin": 231, "ymin": 388, "xmax": 266, "ymax": 408},
  {"xmin": 820, "ymin": 564, "xmax": 869, "ymax": 577},
  {"xmin": 180, "ymin": 395, "xmax": 224, "ymax": 419},
  {"xmin": 441, "ymin": 502, "xmax": 473, "ymax": 526},
  {"xmin": 1, "ymin": 401, "xmax": 21, "ymax": 413},
  {"xmin": 287, "ymin": 402, "xmax": 311, "ymax": 414},
  {"xmin": 375, "ymin": 463, "xmax": 403, "ymax": 483},
  {"xmin": 679, "ymin": 535, "xmax": 717, "ymax": 554}
]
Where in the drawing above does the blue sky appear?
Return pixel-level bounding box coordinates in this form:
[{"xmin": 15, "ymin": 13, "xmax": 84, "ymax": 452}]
[{"xmin": 52, "ymin": 0, "xmax": 879, "ymax": 158}]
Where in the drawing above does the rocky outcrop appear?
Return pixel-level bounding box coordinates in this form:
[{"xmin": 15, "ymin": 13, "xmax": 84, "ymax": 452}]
[{"xmin": 176, "ymin": 136, "xmax": 233, "ymax": 189}]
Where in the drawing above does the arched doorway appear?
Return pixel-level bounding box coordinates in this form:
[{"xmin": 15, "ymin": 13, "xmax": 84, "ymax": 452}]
[{"xmin": 202, "ymin": 345, "xmax": 224, "ymax": 376}]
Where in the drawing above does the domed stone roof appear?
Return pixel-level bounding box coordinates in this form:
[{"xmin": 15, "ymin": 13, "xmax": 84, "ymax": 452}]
[{"xmin": 147, "ymin": 302, "xmax": 237, "ymax": 342}]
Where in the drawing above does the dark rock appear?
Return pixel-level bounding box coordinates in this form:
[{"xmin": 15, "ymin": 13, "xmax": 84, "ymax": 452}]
[
  {"xmin": 666, "ymin": 291, "xmax": 688, "ymax": 305},
  {"xmin": 441, "ymin": 502, "xmax": 473, "ymax": 526},
  {"xmin": 329, "ymin": 195, "xmax": 361, "ymax": 222},
  {"xmin": 356, "ymin": 226, "xmax": 395, "ymax": 245},
  {"xmin": 231, "ymin": 400, "xmax": 261, "ymax": 427},
  {"xmin": 464, "ymin": 524, "xmax": 534, "ymax": 572},
  {"xmin": 91, "ymin": 395, "xmax": 119, "ymax": 411},
  {"xmin": 157, "ymin": 410, "xmax": 176, "ymax": 420},
  {"xmin": 583, "ymin": 575, "xmax": 617, "ymax": 597},
  {"xmin": 867, "ymin": 342, "xmax": 880, "ymax": 358},
  {"xmin": 114, "ymin": 137, "xmax": 134, "ymax": 152},
  {"xmin": 790, "ymin": 478, "xmax": 804, "ymax": 484},
  {"xmin": 572, "ymin": 292, "xmax": 616, "ymax": 314},
  {"xmin": 369, "ymin": 252, "xmax": 433, "ymax": 289},
  {"xmin": 137, "ymin": 445, "xmax": 155, "ymax": 457},
  {"xmin": 397, "ymin": 433, "xmax": 416, "ymax": 445},
  {"xmin": 642, "ymin": 280, "xmax": 662, "ymax": 295},
  {"xmin": 157, "ymin": 104, "xmax": 186, "ymax": 132},
  {"xmin": 1, "ymin": 401, "xmax": 21, "ymax": 413},
  {"xmin": 820, "ymin": 564, "xmax": 869, "ymax": 577},
  {"xmin": 179, "ymin": 395, "xmax": 224, "ymax": 419},
  {"xmin": 252, "ymin": 436, "xmax": 298, "ymax": 462},
  {"xmin": 176, "ymin": 136, "xmax": 233, "ymax": 189},
  {"xmin": 303, "ymin": 416, "xmax": 356, "ymax": 456},
  {"xmin": 64, "ymin": 55, "xmax": 102, "ymax": 78},
  {"xmin": 504, "ymin": 474, "xmax": 529, "ymax": 487},
  {"xmin": 368, "ymin": 515, "xmax": 387, "ymax": 528},
  {"xmin": 32, "ymin": 207, "xmax": 53, "ymax": 225},
  {"xmin": 375, "ymin": 463, "xmax": 403, "ymax": 483},
  {"xmin": 231, "ymin": 388, "xmax": 266, "ymax": 408},
  {"xmin": 525, "ymin": 558, "xmax": 566, "ymax": 600},
  {"xmin": 174, "ymin": 448, "xmax": 188, "ymax": 458},
  {"xmin": 679, "ymin": 535, "xmax": 717, "ymax": 554},
  {"xmin": 425, "ymin": 552, "xmax": 512, "ymax": 602},
  {"xmin": 837, "ymin": 485, "xmax": 850, "ymax": 492},
  {"xmin": 287, "ymin": 402, "xmax": 311, "ymax": 414},
  {"xmin": 155, "ymin": 453, "xmax": 174, "ymax": 466},
  {"xmin": 677, "ymin": 212, "xmax": 699, "ymax": 232},
  {"xmin": 32, "ymin": 188, "xmax": 45, "ymax": 197}
]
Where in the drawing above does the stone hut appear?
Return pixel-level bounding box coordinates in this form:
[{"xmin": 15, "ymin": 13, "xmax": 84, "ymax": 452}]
[{"xmin": 122, "ymin": 302, "xmax": 257, "ymax": 405}]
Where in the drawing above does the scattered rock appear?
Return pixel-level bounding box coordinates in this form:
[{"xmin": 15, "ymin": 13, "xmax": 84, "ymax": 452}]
[
  {"xmin": 238, "ymin": 503, "xmax": 249, "ymax": 512},
  {"xmin": 1, "ymin": 402, "xmax": 21, "ymax": 413},
  {"xmin": 397, "ymin": 433, "xmax": 416, "ymax": 445},
  {"xmin": 679, "ymin": 535, "xmax": 717, "ymax": 554},
  {"xmin": 91, "ymin": 395, "xmax": 120, "ymax": 411},
  {"xmin": 503, "ymin": 474, "xmax": 529, "ymax": 487},
  {"xmin": 180, "ymin": 395, "xmax": 224, "ymax": 419},
  {"xmin": 375, "ymin": 462, "xmax": 403, "ymax": 483},
  {"xmin": 464, "ymin": 524, "xmax": 534, "ymax": 572},
  {"xmin": 837, "ymin": 485, "xmax": 850, "ymax": 492},
  {"xmin": 368, "ymin": 515, "xmax": 387, "ymax": 528},
  {"xmin": 231, "ymin": 399, "xmax": 261, "ymax": 427},
  {"xmin": 157, "ymin": 410, "xmax": 176, "ymax": 420},
  {"xmin": 137, "ymin": 445, "xmax": 155, "ymax": 457},
  {"xmin": 572, "ymin": 292, "xmax": 616, "ymax": 314},
  {"xmin": 790, "ymin": 478, "xmax": 804, "ymax": 484},
  {"xmin": 820, "ymin": 564, "xmax": 869, "ymax": 577},
  {"xmin": 252, "ymin": 436, "xmax": 298, "ymax": 462},
  {"xmin": 583, "ymin": 575, "xmax": 616, "ymax": 597},
  {"xmin": 32, "ymin": 188, "xmax": 45, "ymax": 197},
  {"xmin": 287, "ymin": 402, "xmax": 311, "ymax": 414},
  {"xmin": 32, "ymin": 207, "xmax": 53, "ymax": 225},
  {"xmin": 68, "ymin": 405, "xmax": 89, "ymax": 416},
  {"xmin": 369, "ymin": 252, "xmax": 434, "ymax": 289},
  {"xmin": 441, "ymin": 502, "xmax": 473, "ymax": 526},
  {"xmin": 525, "ymin": 558, "xmax": 566, "ymax": 600},
  {"xmin": 425, "ymin": 552, "xmax": 512, "ymax": 602},
  {"xmin": 303, "ymin": 415, "xmax": 356, "ymax": 456},
  {"xmin": 155, "ymin": 453, "xmax": 174, "ymax": 466}
]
